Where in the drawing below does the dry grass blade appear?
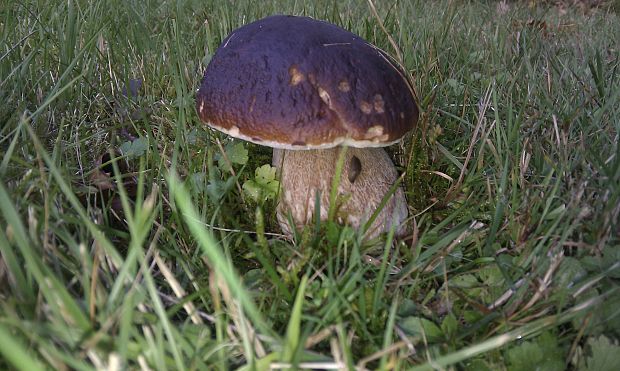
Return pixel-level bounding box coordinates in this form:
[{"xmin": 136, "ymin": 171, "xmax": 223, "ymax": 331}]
[
  {"xmin": 154, "ymin": 250, "xmax": 204, "ymax": 325},
  {"xmin": 445, "ymin": 84, "xmax": 494, "ymax": 201}
]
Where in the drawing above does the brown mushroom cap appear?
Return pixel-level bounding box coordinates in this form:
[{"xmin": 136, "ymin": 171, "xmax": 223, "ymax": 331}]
[{"xmin": 197, "ymin": 15, "xmax": 418, "ymax": 149}]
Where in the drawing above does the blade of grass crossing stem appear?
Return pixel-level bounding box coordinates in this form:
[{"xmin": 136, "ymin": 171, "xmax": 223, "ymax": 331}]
[
  {"xmin": 328, "ymin": 146, "xmax": 348, "ymax": 222},
  {"xmin": 168, "ymin": 172, "xmax": 276, "ymax": 340},
  {"xmin": 283, "ymin": 275, "xmax": 308, "ymax": 363},
  {"xmin": 362, "ymin": 173, "xmax": 405, "ymax": 236},
  {"xmin": 0, "ymin": 324, "xmax": 45, "ymax": 371},
  {"xmin": 313, "ymin": 190, "xmax": 322, "ymax": 236},
  {"xmin": 0, "ymin": 181, "xmax": 90, "ymax": 330}
]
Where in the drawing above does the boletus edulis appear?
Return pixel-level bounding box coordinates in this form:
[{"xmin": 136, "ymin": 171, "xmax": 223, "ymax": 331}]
[{"xmin": 197, "ymin": 15, "xmax": 419, "ymax": 239}]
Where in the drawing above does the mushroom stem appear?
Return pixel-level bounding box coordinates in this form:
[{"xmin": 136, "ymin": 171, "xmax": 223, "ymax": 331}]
[{"xmin": 273, "ymin": 147, "xmax": 408, "ymax": 239}]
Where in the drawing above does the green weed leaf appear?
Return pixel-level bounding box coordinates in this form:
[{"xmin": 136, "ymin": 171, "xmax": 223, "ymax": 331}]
[
  {"xmin": 580, "ymin": 335, "xmax": 620, "ymax": 371},
  {"xmin": 207, "ymin": 177, "xmax": 235, "ymax": 202},
  {"xmin": 227, "ymin": 142, "xmax": 248, "ymax": 165},
  {"xmin": 119, "ymin": 137, "xmax": 148, "ymax": 158},
  {"xmin": 218, "ymin": 142, "xmax": 248, "ymax": 171},
  {"xmin": 189, "ymin": 172, "xmax": 206, "ymax": 193},
  {"xmin": 399, "ymin": 316, "xmax": 443, "ymax": 342},
  {"xmin": 242, "ymin": 164, "xmax": 279, "ymax": 203},
  {"xmin": 441, "ymin": 313, "xmax": 458, "ymax": 339},
  {"xmin": 506, "ymin": 332, "xmax": 564, "ymax": 371}
]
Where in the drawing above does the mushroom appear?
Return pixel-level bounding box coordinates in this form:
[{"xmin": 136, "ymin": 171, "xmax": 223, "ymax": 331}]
[{"xmin": 197, "ymin": 15, "xmax": 419, "ymax": 239}]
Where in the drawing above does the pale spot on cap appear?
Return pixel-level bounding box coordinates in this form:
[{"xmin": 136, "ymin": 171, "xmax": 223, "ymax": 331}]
[
  {"xmin": 318, "ymin": 87, "xmax": 331, "ymax": 107},
  {"xmin": 366, "ymin": 125, "xmax": 384, "ymax": 139},
  {"xmin": 289, "ymin": 66, "xmax": 305, "ymax": 86},
  {"xmin": 338, "ymin": 80, "xmax": 351, "ymax": 92},
  {"xmin": 249, "ymin": 96, "xmax": 256, "ymax": 113}
]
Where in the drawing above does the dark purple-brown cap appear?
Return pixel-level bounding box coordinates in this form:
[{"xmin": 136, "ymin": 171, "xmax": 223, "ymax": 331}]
[{"xmin": 196, "ymin": 15, "xmax": 418, "ymax": 149}]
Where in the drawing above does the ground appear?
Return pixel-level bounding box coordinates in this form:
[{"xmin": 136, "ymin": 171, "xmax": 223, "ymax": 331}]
[{"xmin": 0, "ymin": 0, "xmax": 619, "ymax": 370}]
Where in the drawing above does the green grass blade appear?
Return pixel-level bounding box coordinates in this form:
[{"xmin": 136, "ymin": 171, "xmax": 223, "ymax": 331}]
[
  {"xmin": 411, "ymin": 289, "xmax": 618, "ymax": 370},
  {"xmin": 0, "ymin": 181, "xmax": 90, "ymax": 330},
  {"xmin": 167, "ymin": 171, "xmax": 277, "ymax": 340},
  {"xmin": 0, "ymin": 324, "xmax": 45, "ymax": 371},
  {"xmin": 283, "ymin": 275, "xmax": 308, "ymax": 363}
]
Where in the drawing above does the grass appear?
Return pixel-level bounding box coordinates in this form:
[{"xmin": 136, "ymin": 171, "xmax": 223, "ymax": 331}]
[{"xmin": 1, "ymin": 0, "xmax": 619, "ymax": 369}]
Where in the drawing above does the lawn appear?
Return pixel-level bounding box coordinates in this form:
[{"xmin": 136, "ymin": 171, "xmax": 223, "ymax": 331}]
[{"xmin": 1, "ymin": 0, "xmax": 619, "ymax": 369}]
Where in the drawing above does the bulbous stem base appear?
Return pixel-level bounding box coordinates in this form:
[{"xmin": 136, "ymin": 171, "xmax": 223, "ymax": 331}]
[{"xmin": 272, "ymin": 147, "xmax": 408, "ymax": 239}]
